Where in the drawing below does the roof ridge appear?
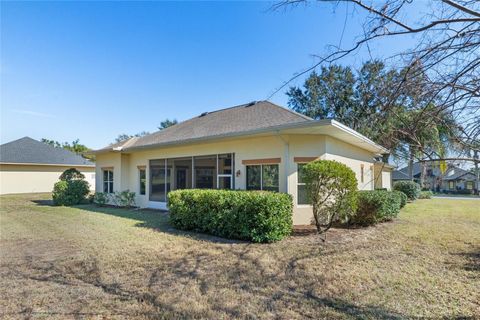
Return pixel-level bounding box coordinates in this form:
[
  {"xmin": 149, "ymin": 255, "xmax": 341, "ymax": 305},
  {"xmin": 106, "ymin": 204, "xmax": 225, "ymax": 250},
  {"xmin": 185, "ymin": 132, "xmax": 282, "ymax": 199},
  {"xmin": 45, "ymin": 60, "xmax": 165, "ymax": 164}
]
[{"xmin": 261, "ymin": 100, "xmax": 314, "ymax": 121}]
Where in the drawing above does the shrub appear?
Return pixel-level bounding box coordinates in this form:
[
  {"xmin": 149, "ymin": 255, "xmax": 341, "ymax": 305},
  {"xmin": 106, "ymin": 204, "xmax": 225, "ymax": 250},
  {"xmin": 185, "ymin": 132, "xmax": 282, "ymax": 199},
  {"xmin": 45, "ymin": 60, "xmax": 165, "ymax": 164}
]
[
  {"xmin": 113, "ymin": 190, "xmax": 136, "ymax": 208},
  {"xmin": 394, "ymin": 190, "xmax": 408, "ymax": 208},
  {"xmin": 302, "ymin": 160, "xmax": 357, "ymax": 234},
  {"xmin": 59, "ymin": 168, "xmax": 85, "ymax": 181},
  {"xmin": 351, "ymin": 190, "xmax": 401, "ymax": 226},
  {"xmin": 168, "ymin": 189, "xmax": 293, "ymax": 243},
  {"xmin": 52, "ymin": 179, "xmax": 90, "ymax": 206},
  {"xmin": 393, "ymin": 181, "xmax": 421, "ymax": 200},
  {"xmin": 93, "ymin": 192, "xmax": 109, "ymax": 206},
  {"xmin": 419, "ymin": 190, "xmax": 434, "ymax": 199}
]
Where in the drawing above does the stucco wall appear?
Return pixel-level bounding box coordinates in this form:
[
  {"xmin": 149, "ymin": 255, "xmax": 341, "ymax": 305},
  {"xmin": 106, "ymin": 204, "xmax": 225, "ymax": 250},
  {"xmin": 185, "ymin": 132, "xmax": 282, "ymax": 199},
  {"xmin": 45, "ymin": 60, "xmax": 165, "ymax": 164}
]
[
  {"xmin": 95, "ymin": 133, "xmax": 378, "ymax": 225},
  {"xmin": 0, "ymin": 164, "xmax": 95, "ymax": 195},
  {"xmin": 324, "ymin": 136, "xmax": 375, "ymax": 190}
]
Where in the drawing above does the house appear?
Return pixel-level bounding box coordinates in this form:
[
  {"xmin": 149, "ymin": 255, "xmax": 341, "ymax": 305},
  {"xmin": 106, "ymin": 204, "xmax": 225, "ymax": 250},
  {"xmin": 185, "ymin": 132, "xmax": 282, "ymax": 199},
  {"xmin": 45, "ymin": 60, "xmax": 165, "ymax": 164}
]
[
  {"xmin": 373, "ymin": 161, "xmax": 394, "ymax": 190},
  {"xmin": 0, "ymin": 137, "xmax": 95, "ymax": 195},
  {"xmin": 392, "ymin": 162, "xmax": 478, "ymax": 193},
  {"xmin": 92, "ymin": 101, "xmax": 389, "ymax": 225}
]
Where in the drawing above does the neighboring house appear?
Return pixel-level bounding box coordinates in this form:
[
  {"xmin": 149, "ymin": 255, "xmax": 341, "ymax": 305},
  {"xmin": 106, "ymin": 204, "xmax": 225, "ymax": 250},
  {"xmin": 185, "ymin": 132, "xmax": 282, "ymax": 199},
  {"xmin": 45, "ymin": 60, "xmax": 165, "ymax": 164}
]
[
  {"xmin": 392, "ymin": 162, "xmax": 478, "ymax": 193},
  {"xmin": 91, "ymin": 101, "xmax": 388, "ymax": 225},
  {"xmin": 0, "ymin": 137, "xmax": 95, "ymax": 195}
]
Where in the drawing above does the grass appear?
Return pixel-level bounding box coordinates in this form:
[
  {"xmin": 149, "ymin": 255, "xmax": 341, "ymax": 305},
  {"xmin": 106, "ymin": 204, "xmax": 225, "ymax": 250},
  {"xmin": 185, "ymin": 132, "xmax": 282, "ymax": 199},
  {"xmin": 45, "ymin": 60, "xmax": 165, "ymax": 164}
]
[{"xmin": 0, "ymin": 193, "xmax": 479, "ymax": 319}]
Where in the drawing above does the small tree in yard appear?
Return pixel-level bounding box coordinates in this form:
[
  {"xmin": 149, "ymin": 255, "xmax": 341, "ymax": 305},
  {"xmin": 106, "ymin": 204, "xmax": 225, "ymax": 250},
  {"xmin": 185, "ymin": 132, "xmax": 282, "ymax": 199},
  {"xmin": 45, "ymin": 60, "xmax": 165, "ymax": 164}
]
[{"xmin": 302, "ymin": 160, "xmax": 358, "ymax": 238}]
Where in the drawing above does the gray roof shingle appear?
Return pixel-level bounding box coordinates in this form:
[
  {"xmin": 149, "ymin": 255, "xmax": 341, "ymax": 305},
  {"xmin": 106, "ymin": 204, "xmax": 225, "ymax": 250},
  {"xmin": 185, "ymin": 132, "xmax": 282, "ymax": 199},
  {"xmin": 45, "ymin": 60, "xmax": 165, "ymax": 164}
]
[
  {"xmin": 99, "ymin": 101, "xmax": 313, "ymax": 151},
  {"xmin": 0, "ymin": 137, "xmax": 94, "ymax": 166}
]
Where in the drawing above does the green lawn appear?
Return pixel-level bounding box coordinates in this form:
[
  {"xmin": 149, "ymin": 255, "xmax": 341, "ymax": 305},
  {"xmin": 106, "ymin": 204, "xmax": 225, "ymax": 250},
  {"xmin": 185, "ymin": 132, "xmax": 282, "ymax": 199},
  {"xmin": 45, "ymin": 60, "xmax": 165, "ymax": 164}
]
[{"xmin": 0, "ymin": 194, "xmax": 479, "ymax": 319}]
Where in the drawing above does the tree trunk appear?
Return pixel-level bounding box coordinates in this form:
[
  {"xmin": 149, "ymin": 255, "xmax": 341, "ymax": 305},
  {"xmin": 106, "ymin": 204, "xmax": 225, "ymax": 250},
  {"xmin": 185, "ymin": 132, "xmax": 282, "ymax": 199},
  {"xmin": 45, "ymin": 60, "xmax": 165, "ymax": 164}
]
[
  {"xmin": 475, "ymin": 150, "xmax": 479, "ymax": 195},
  {"xmin": 408, "ymin": 147, "xmax": 414, "ymax": 181}
]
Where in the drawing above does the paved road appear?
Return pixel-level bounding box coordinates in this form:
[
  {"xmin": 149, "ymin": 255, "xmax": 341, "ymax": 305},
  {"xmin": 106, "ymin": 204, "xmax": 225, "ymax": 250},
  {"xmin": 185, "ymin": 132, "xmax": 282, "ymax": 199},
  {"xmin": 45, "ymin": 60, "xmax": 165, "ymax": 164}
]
[{"xmin": 433, "ymin": 196, "xmax": 480, "ymax": 200}]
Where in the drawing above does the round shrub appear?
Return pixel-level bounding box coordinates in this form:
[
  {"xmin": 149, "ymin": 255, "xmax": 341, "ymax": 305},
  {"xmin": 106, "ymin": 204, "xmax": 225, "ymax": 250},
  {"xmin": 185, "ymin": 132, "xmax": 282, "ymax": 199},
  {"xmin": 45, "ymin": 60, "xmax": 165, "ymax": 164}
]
[
  {"xmin": 52, "ymin": 168, "xmax": 90, "ymax": 206},
  {"xmin": 52, "ymin": 180, "xmax": 90, "ymax": 206},
  {"xmin": 302, "ymin": 160, "xmax": 358, "ymax": 233},
  {"xmin": 394, "ymin": 190, "xmax": 408, "ymax": 208},
  {"xmin": 393, "ymin": 181, "xmax": 421, "ymax": 200},
  {"xmin": 59, "ymin": 168, "xmax": 85, "ymax": 181},
  {"xmin": 168, "ymin": 189, "xmax": 293, "ymax": 243}
]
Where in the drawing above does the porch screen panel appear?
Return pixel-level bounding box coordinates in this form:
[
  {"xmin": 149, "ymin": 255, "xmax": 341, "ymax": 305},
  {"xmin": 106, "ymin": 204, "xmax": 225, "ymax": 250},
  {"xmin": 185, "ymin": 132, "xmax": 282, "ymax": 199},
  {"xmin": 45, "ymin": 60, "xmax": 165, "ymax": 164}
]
[
  {"xmin": 150, "ymin": 159, "xmax": 166, "ymax": 202},
  {"xmin": 194, "ymin": 155, "xmax": 217, "ymax": 189}
]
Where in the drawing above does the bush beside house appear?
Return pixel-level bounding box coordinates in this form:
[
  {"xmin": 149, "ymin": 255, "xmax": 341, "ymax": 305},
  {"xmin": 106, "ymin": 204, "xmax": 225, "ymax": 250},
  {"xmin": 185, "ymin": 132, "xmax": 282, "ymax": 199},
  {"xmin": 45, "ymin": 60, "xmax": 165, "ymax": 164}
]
[
  {"xmin": 393, "ymin": 181, "xmax": 421, "ymax": 200},
  {"xmin": 302, "ymin": 160, "xmax": 358, "ymax": 234},
  {"xmin": 351, "ymin": 190, "xmax": 402, "ymax": 226},
  {"xmin": 168, "ymin": 189, "xmax": 293, "ymax": 243}
]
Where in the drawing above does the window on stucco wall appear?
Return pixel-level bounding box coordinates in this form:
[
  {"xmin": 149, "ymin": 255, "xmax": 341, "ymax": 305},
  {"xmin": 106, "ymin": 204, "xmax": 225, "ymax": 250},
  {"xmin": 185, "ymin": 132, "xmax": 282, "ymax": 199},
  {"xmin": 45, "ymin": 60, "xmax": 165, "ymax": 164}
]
[{"xmin": 103, "ymin": 170, "xmax": 114, "ymax": 193}]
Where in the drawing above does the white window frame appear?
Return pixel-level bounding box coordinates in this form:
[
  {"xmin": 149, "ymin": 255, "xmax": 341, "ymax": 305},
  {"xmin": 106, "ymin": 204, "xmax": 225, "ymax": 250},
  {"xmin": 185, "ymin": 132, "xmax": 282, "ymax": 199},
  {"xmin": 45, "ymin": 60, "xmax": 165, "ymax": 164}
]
[
  {"xmin": 103, "ymin": 169, "xmax": 114, "ymax": 193},
  {"xmin": 216, "ymin": 154, "xmax": 233, "ymax": 189}
]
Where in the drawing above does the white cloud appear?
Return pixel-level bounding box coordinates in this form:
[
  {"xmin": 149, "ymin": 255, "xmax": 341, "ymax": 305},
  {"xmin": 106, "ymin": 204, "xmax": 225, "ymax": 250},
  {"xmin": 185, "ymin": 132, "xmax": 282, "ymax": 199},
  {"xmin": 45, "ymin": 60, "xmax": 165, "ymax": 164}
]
[{"xmin": 11, "ymin": 109, "xmax": 57, "ymax": 119}]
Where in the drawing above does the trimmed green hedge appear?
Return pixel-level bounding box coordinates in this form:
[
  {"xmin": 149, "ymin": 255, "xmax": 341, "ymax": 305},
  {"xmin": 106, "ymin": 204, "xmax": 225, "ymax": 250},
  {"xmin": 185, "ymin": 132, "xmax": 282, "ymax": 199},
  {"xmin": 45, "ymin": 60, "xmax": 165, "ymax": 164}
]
[
  {"xmin": 350, "ymin": 190, "xmax": 402, "ymax": 226},
  {"xmin": 168, "ymin": 189, "xmax": 293, "ymax": 243},
  {"xmin": 394, "ymin": 190, "xmax": 408, "ymax": 208},
  {"xmin": 393, "ymin": 181, "xmax": 421, "ymax": 200}
]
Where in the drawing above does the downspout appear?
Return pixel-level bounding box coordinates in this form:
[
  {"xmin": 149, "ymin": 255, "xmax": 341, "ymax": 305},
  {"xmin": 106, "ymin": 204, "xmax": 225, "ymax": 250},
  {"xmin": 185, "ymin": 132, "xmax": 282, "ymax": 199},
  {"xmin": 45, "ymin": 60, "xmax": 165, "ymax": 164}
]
[{"xmin": 276, "ymin": 132, "xmax": 289, "ymax": 194}]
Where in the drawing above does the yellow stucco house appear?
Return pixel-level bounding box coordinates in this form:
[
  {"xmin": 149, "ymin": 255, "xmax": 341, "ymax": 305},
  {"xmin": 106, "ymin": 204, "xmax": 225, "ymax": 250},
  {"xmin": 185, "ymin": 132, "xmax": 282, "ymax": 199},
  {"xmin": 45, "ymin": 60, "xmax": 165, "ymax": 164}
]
[
  {"xmin": 92, "ymin": 101, "xmax": 389, "ymax": 225},
  {"xmin": 0, "ymin": 137, "xmax": 95, "ymax": 195}
]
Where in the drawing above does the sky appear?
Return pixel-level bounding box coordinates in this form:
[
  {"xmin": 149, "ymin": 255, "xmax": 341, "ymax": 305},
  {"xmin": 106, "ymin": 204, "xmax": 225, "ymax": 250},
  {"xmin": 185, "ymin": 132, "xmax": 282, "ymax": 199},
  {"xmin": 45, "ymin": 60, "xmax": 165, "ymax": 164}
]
[{"xmin": 1, "ymin": 1, "xmax": 419, "ymax": 149}]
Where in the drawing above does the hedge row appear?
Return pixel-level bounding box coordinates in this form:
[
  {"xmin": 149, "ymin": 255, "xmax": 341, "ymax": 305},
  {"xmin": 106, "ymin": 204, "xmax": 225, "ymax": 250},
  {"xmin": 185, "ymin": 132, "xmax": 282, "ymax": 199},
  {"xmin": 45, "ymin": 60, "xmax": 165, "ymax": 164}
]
[
  {"xmin": 168, "ymin": 189, "xmax": 293, "ymax": 243},
  {"xmin": 350, "ymin": 190, "xmax": 402, "ymax": 226}
]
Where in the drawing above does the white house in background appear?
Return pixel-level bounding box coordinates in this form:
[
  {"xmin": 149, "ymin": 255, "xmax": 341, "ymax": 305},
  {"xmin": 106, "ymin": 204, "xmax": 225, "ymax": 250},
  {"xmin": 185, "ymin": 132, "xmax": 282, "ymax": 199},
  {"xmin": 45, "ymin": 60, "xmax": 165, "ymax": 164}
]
[
  {"xmin": 0, "ymin": 137, "xmax": 95, "ymax": 195},
  {"xmin": 91, "ymin": 101, "xmax": 390, "ymax": 225}
]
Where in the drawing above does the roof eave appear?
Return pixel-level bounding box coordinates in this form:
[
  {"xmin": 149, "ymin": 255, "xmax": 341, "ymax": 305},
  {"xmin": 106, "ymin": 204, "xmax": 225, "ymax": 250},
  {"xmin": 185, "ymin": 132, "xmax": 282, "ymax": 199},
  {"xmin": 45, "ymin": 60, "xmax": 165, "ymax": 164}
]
[{"xmin": 114, "ymin": 119, "xmax": 388, "ymax": 155}]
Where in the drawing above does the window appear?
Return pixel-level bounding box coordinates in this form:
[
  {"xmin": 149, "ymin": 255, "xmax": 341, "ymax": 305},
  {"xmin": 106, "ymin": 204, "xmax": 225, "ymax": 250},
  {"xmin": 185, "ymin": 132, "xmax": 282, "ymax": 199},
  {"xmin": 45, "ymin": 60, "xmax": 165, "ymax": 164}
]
[
  {"xmin": 149, "ymin": 153, "xmax": 234, "ymax": 202},
  {"xmin": 139, "ymin": 168, "xmax": 146, "ymax": 195},
  {"xmin": 449, "ymin": 181, "xmax": 455, "ymax": 189},
  {"xmin": 466, "ymin": 181, "xmax": 474, "ymax": 190},
  {"xmin": 297, "ymin": 163, "xmax": 310, "ymax": 205},
  {"xmin": 361, "ymin": 164, "xmax": 364, "ymax": 183},
  {"xmin": 103, "ymin": 170, "xmax": 114, "ymax": 193},
  {"xmin": 246, "ymin": 164, "xmax": 279, "ymax": 192}
]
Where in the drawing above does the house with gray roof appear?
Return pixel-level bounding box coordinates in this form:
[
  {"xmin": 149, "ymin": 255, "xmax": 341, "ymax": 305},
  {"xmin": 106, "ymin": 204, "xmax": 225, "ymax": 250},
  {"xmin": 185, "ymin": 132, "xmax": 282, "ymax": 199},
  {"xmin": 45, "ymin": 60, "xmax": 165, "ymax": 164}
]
[
  {"xmin": 392, "ymin": 161, "xmax": 478, "ymax": 193},
  {"xmin": 91, "ymin": 101, "xmax": 390, "ymax": 225},
  {"xmin": 0, "ymin": 137, "xmax": 95, "ymax": 194}
]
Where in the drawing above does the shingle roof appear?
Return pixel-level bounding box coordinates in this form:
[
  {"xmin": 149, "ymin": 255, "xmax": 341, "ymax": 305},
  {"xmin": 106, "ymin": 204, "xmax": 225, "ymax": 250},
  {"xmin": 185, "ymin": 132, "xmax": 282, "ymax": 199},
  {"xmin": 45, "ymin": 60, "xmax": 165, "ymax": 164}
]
[
  {"xmin": 98, "ymin": 101, "xmax": 313, "ymax": 151},
  {"xmin": 0, "ymin": 137, "xmax": 94, "ymax": 166},
  {"xmin": 392, "ymin": 170, "xmax": 411, "ymax": 180},
  {"xmin": 443, "ymin": 167, "xmax": 475, "ymax": 181}
]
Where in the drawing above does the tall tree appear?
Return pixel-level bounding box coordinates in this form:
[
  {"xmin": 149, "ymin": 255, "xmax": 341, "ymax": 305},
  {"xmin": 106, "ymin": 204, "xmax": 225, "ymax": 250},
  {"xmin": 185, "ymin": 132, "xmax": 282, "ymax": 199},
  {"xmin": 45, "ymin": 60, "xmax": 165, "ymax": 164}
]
[
  {"xmin": 275, "ymin": 0, "xmax": 479, "ymax": 166},
  {"xmin": 114, "ymin": 131, "xmax": 150, "ymax": 144},
  {"xmin": 287, "ymin": 61, "xmax": 458, "ymax": 173},
  {"xmin": 41, "ymin": 138, "xmax": 93, "ymax": 161}
]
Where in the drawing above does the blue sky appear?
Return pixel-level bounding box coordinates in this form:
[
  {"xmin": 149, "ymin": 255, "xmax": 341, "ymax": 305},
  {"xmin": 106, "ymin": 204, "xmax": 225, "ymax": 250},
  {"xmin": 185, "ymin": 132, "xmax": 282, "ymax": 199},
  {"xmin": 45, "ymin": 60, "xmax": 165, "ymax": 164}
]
[{"xmin": 1, "ymin": 1, "xmax": 418, "ymax": 149}]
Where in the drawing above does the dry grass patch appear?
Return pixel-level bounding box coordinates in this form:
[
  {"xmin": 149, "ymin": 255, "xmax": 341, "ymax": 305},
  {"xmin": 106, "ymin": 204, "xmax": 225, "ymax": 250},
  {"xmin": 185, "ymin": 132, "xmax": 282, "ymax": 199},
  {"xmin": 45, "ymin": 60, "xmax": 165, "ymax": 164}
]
[{"xmin": 0, "ymin": 194, "xmax": 479, "ymax": 319}]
